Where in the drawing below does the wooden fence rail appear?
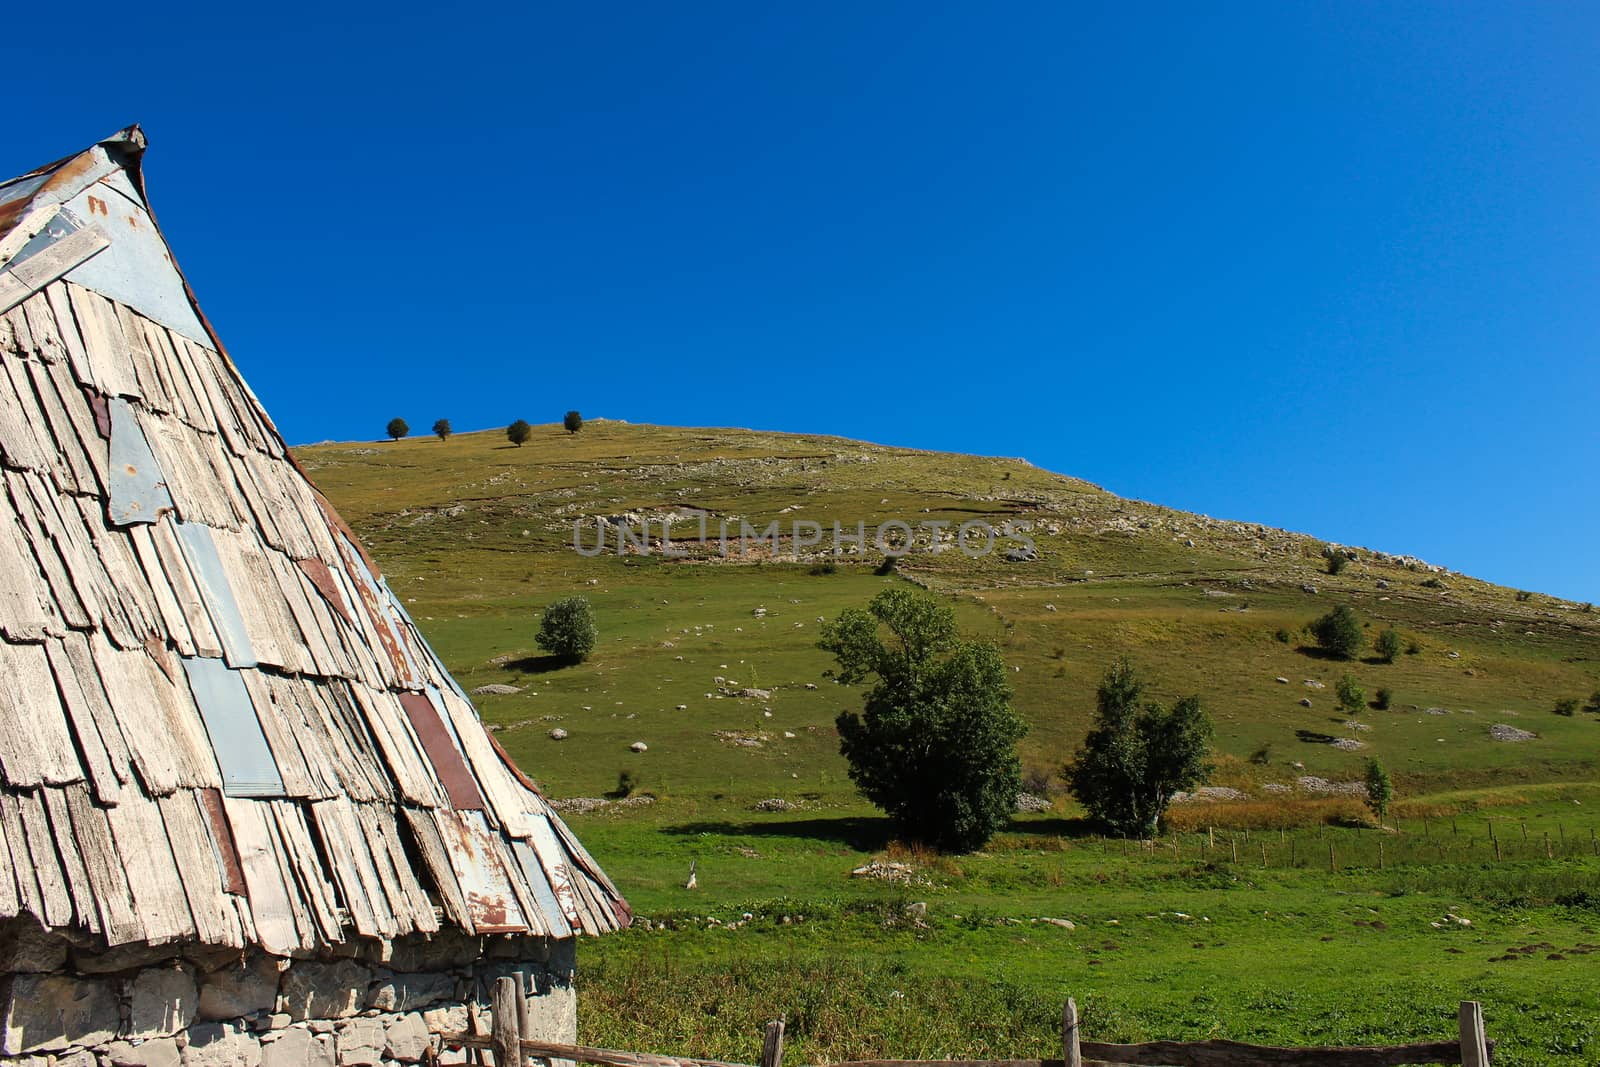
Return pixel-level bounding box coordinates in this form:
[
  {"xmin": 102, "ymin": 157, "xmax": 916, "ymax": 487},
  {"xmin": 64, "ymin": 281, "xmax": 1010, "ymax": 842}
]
[{"xmin": 442, "ymin": 979, "xmax": 1494, "ymax": 1067}]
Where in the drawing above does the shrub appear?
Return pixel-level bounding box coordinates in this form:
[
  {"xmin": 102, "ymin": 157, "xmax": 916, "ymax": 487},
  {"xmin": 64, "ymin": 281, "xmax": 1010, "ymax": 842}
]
[
  {"xmin": 1336, "ymin": 674, "xmax": 1365, "ymax": 714},
  {"xmin": 1064, "ymin": 658, "xmax": 1214, "ymax": 838},
  {"xmin": 1587, "ymin": 690, "xmax": 1600, "ymax": 714},
  {"xmin": 1248, "ymin": 742, "xmax": 1273, "ymax": 765},
  {"xmin": 1554, "ymin": 697, "xmax": 1579, "ymax": 717},
  {"xmin": 808, "ymin": 562, "xmax": 838, "ymax": 576},
  {"xmin": 507, "ymin": 419, "xmax": 532, "ymax": 447},
  {"xmin": 432, "ymin": 418, "xmax": 452, "ymax": 441},
  {"xmin": 1374, "ymin": 627, "xmax": 1401, "ymax": 663},
  {"xmin": 536, "ymin": 595, "xmax": 597, "ymax": 661},
  {"xmin": 1364, "ymin": 759, "xmax": 1394, "ymax": 822},
  {"xmin": 1374, "ymin": 687, "xmax": 1392, "ymax": 710},
  {"xmin": 1421, "ymin": 577, "xmax": 1444, "ymax": 589},
  {"xmin": 1310, "ymin": 605, "xmax": 1363, "ymax": 660},
  {"xmin": 1515, "ymin": 589, "xmax": 1533, "ymax": 602},
  {"xmin": 612, "ymin": 770, "xmax": 638, "ymax": 798},
  {"xmin": 564, "ymin": 410, "xmax": 584, "ymax": 434},
  {"xmin": 1325, "ymin": 551, "xmax": 1347, "ymax": 576},
  {"xmin": 820, "ymin": 589, "xmax": 1025, "ymax": 852},
  {"xmin": 1274, "ymin": 628, "xmax": 1291, "ymax": 644},
  {"xmin": 385, "ymin": 417, "xmax": 409, "ymax": 441},
  {"xmin": 1406, "ymin": 640, "xmax": 1422, "ymax": 655},
  {"xmin": 1020, "ymin": 765, "xmax": 1055, "ymax": 796}
]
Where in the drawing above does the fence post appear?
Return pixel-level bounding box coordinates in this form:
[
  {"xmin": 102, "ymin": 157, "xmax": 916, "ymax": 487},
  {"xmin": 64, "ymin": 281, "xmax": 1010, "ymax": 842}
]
[
  {"xmin": 1458, "ymin": 1001, "xmax": 1489, "ymax": 1067},
  {"xmin": 491, "ymin": 977, "xmax": 522, "ymax": 1067},
  {"xmin": 760, "ymin": 1019, "xmax": 785, "ymax": 1067},
  {"xmin": 1061, "ymin": 998, "xmax": 1082, "ymax": 1067}
]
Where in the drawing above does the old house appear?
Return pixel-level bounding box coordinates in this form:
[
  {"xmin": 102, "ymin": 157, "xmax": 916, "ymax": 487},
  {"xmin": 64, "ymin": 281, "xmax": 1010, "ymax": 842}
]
[{"xmin": 0, "ymin": 128, "xmax": 628, "ymax": 1067}]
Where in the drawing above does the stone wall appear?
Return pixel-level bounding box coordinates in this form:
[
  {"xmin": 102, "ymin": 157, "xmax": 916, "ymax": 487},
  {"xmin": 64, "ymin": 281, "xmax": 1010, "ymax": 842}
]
[{"xmin": 0, "ymin": 921, "xmax": 575, "ymax": 1067}]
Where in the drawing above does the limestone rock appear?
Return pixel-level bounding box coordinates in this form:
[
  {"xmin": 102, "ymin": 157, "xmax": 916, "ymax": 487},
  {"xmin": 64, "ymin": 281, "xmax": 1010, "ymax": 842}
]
[
  {"xmin": 335, "ymin": 1018, "xmax": 384, "ymax": 1066},
  {"xmin": 281, "ymin": 961, "xmax": 372, "ymax": 1021},
  {"xmin": 199, "ymin": 955, "xmax": 281, "ymax": 1021},
  {"xmin": 107, "ymin": 1038, "xmax": 183, "ymax": 1067},
  {"xmin": 130, "ymin": 964, "xmax": 200, "ymax": 1038},
  {"xmin": 261, "ymin": 1027, "xmax": 334, "ymax": 1067},
  {"xmin": 0, "ymin": 974, "xmax": 119, "ymax": 1055},
  {"xmin": 419, "ymin": 1006, "xmax": 466, "ymax": 1039},
  {"xmin": 182, "ymin": 1023, "xmax": 263, "ymax": 1067},
  {"xmin": 383, "ymin": 1014, "xmax": 430, "ymax": 1062},
  {"xmin": 366, "ymin": 973, "xmax": 453, "ymax": 1014},
  {"xmin": 0, "ymin": 923, "xmax": 69, "ymax": 974}
]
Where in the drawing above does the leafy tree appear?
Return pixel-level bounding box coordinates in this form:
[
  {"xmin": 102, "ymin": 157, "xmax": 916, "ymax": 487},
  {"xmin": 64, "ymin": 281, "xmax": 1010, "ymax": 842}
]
[
  {"xmin": 1064, "ymin": 659, "xmax": 1214, "ymax": 838},
  {"xmin": 386, "ymin": 417, "xmax": 409, "ymax": 441},
  {"xmin": 1310, "ymin": 605, "xmax": 1363, "ymax": 660},
  {"xmin": 564, "ymin": 410, "xmax": 584, "ymax": 434},
  {"xmin": 432, "ymin": 418, "xmax": 452, "ymax": 442},
  {"xmin": 1364, "ymin": 758, "xmax": 1394, "ymax": 822},
  {"xmin": 1336, "ymin": 674, "xmax": 1365, "ymax": 714},
  {"xmin": 1374, "ymin": 627, "xmax": 1401, "ymax": 664},
  {"xmin": 536, "ymin": 596, "xmax": 597, "ymax": 661},
  {"xmin": 820, "ymin": 588, "xmax": 1025, "ymax": 852},
  {"xmin": 506, "ymin": 419, "xmax": 532, "ymax": 447}
]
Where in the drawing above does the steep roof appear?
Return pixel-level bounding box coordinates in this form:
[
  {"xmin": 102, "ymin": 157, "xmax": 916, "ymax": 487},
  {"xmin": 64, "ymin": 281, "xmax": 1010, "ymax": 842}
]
[{"xmin": 0, "ymin": 127, "xmax": 628, "ymax": 954}]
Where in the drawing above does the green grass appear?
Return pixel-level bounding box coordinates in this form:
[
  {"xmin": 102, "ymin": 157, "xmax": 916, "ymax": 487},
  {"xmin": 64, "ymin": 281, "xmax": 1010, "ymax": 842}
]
[{"xmin": 295, "ymin": 421, "xmax": 1600, "ymax": 1066}]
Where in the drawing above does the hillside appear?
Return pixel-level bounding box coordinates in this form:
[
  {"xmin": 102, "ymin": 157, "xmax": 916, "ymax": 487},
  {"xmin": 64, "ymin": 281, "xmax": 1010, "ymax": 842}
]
[{"xmin": 296, "ymin": 420, "xmax": 1600, "ymax": 802}]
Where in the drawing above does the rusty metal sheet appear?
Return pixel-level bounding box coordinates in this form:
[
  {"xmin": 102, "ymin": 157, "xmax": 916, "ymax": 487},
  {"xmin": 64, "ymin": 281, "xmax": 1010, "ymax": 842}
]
[
  {"xmin": 433, "ymin": 808, "xmax": 527, "ymax": 934},
  {"xmin": 107, "ymin": 397, "xmax": 174, "ymax": 525},
  {"xmin": 182, "ymin": 656, "xmax": 284, "ymax": 798},
  {"xmin": 296, "ymin": 557, "xmax": 352, "ymax": 625},
  {"xmin": 173, "ymin": 520, "xmax": 258, "ymax": 669},
  {"xmin": 397, "ymin": 691, "xmax": 485, "ymax": 811},
  {"xmin": 196, "ymin": 787, "xmax": 246, "ymax": 895}
]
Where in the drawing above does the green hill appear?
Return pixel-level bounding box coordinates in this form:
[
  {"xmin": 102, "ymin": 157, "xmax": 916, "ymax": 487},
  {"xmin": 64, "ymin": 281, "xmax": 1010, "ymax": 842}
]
[{"xmin": 296, "ymin": 419, "xmax": 1600, "ymax": 802}]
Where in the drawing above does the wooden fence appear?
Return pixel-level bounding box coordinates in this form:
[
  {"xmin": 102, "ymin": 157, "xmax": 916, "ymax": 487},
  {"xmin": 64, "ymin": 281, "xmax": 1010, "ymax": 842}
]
[{"xmin": 439, "ymin": 978, "xmax": 1494, "ymax": 1067}]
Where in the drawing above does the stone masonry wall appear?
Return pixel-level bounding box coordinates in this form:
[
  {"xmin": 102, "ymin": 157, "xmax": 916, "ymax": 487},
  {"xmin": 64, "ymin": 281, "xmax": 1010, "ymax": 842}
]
[{"xmin": 0, "ymin": 922, "xmax": 575, "ymax": 1067}]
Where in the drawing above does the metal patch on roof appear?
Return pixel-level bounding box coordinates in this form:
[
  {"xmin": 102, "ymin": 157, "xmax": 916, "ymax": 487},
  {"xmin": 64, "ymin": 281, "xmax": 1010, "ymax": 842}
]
[
  {"xmin": 107, "ymin": 397, "xmax": 174, "ymax": 525},
  {"xmin": 398, "ymin": 691, "xmax": 485, "ymax": 811},
  {"xmin": 181, "ymin": 657, "xmax": 284, "ymax": 798},
  {"xmin": 435, "ymin": 809, "xmax": 527, "ymax": 934},
  {"xmin": 510, "ymin": 839, "xmax": 572, "ymax": 940},
  {"xmin": 174, "ymin": 520, "xmax": 258, "ymax": 668}
]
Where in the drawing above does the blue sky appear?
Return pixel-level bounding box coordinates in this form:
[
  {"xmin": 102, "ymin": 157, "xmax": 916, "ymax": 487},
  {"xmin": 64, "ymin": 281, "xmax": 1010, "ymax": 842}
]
[{"xmin": 8, "ymin": 3, "xmax": 1598, "ymax": 601}]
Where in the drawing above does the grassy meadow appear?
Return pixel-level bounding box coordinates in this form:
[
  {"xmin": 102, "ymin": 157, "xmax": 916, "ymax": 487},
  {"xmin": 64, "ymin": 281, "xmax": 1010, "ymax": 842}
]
[{"xmin": 296, "ymin": 421, "xmax": 1600, "ymax": 1065}]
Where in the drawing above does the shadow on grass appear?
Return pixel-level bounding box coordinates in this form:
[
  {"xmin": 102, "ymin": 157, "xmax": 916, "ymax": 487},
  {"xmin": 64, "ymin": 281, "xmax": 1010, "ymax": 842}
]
[
  {"xmin": 1294, "ymin": 645, "xmax": 1359, "ymax": 663},
  {"xmin": 1296, "ymin": 729, "xmax": 1337, "ymax": 744},
  {"xmin": 502, "ymin": 654, "xmax": 576, "ymax": 674},
  {"xmin": 664, "ymin": 813, "xmax": 1103, "ymax": 849},
  {"xmin": 665, "ymin": 817, "xmax": 896, "ymax": 850}
]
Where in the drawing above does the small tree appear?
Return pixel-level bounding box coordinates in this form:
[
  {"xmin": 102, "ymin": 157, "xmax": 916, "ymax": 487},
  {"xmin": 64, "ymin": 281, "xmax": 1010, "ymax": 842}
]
[
  {"xmin": 1374, "ymin": 687, "xmax": 1392, "ymax": 710},
  {"xmin": 1310, "ymin": 605, "xmax": 1363, "ymax": 660},
  {"xmin": 1375, "ymin": 627, "xmax": 1401, "ymax": 664},
  {"xmin": 385, "ymin": 418, "xmax": 409, "ymax": 441},
  {"xmin": 1325, "ymin": 550, "xmax": 1347, "ymax": 576},
  {"xmin": 820, "ymin": 588, "xmax": 1025, "ymax": 852},
  {"xmin": 536, "ymin": 596, "xmax": 597, "ymax": 661},
  {"xmin": 1336, "ymin": 674, "xmax": 1365, "ymax": 714},
  {"xmin": 1364, "ymin": 758, "xmax": 1393, "ymax": 823},
  {"xmin": 563, "ymin": 410, "xmax": 584, "ymax": 434},
  {"xmin": 506, "ymin": 419, "xmax": 532, "ymax": 447},
  {"xmin": 1064, "ymin": 659, "xmax": 1213, "ymax": 838},
  {"xmin": 432, "ymin": 418, "xmax": 452, "ymax": 442}
]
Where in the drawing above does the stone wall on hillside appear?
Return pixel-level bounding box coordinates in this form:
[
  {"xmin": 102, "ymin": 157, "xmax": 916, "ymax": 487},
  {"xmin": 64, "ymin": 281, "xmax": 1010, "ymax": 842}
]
[{"xmin": 0, "ymin": 921, "xmax": 574, "ymax": 1067}]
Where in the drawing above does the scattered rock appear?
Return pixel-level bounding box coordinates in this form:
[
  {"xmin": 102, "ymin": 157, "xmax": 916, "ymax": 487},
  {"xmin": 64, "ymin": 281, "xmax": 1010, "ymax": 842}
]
[
  {"xmin": 629, "ymin": 741, "xmax": 648, "ymax": 753},
  {"xmin": 470, "ymin": 684, "xmax": 522, "ymax": 696},
  {"xmin": 1014, "ymin": 793, "xmax": 1052, "ymax": 813},
  {"xmin": 1037, "ymin": 918, "xmax": 1076, "ymax": 929},
  {"xmin": 751, "ymin": 798, "xmax": 795, "ymax": 813},
  {"xmin": 1490, "ymin": 724, "xmax": 1537, "ymax": 742},
  {"xmin": 1299, "ymin": 698, "xmax": 1313, "ymax": 708},
  {"xmin": 0, "ymin": 974, "xmax": 119, "ymax": 1054},
  {"xmin": 548, "ymin": 728, "xmax": 568, "ymax": 741},
  {"xmin": 1275, "ymin": 677, "xmax": 1289, "ymax": 685},
  {"xmin": 732, "ymin": 688, "xmax": 772, "ymax": 700},
  {"xmin": 1329, "ymin": 738, "xmax": 1366, "ymax": 751},
  {"xmin": 1303, "ymin": 679, "xmax": 1326, "ymax": 689}
]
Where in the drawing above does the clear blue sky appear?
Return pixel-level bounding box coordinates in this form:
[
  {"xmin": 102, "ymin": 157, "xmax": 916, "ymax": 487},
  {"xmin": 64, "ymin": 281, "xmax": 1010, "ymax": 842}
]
[{"xmin": 9, "ymin": 3, "xmax": 1598, "ymax": 601}]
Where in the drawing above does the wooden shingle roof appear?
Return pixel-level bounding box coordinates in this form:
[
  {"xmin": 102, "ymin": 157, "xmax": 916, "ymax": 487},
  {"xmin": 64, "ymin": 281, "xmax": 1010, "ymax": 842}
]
[{"xmin": 0, "ymin": 127, "xmax": 628, "ymax": 954}]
